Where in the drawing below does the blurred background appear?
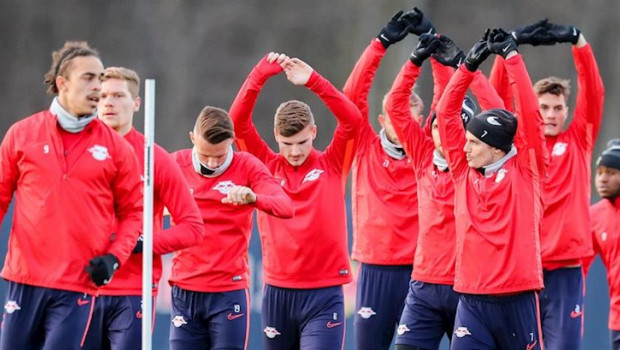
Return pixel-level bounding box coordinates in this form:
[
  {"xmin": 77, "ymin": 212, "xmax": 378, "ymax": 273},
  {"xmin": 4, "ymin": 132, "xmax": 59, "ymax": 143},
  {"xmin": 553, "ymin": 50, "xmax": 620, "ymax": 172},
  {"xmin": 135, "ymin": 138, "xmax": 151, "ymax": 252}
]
[{"xmin": 0, "ymin": 0, "xmax": 617, "ymax": 349}]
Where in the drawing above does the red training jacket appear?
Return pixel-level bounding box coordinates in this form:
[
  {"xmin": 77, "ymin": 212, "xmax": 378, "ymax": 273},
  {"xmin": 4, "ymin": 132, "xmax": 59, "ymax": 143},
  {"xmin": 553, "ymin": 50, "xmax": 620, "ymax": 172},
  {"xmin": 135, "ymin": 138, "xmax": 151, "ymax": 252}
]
[
  {"xmin": 436, "ymin": 56, "xmax": 546, "ymax": 294},
  {"xmin": 230, "ymin": 56, "xmax": 361, "ymax": 289},
  {"xmin": 169, "ymin": 149, "xmax": 294, "ymax": 292},
  {"xmin": 490, "ymin": 44, "xmax": 604, "ymax": 267},
  {"xmin": 343, "ymin": 39, "xmax": 419, "ymax": 266},
  {"xmin": 99, "ymin": 127, "xmax": 204, "ymax": 296},
  {"xmin": 0, "ymin": 110, "xmax": 142, "ymax": 294}
]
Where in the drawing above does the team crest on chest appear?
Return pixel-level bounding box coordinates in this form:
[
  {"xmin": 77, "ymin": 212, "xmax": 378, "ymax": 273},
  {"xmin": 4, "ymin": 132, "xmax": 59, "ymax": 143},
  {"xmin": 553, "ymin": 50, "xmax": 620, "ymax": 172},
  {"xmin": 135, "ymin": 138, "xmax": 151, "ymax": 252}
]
[
  {"xmin": 213, "ymin": 180, "xmax": 236, "ymax": 194},
  {"xmin": 302, "ymin": 169, "xmax": 324, "ymax": 183},
  {"xmin": 88, "ymin": 145, "xmax": 110, "ymax": 161},
  {"xmin": 495, "ymin": 168, "xmax": 508, "ymax": 183},
  {"xmin": 551, "ymin": 142, "xmax": 568, "ymax": 157}
]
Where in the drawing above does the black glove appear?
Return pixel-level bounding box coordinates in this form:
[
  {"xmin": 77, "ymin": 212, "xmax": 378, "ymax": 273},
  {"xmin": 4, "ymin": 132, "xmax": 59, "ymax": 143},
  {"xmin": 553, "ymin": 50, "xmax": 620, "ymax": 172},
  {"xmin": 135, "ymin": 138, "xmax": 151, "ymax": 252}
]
[
  {"xmin": 401, "ymin": 7, "xmax": 436, "ymax": 35},
  {"xmin": 377, "ymin": 11, "xmax": 410, "ymax": 49},
  {"xmin": 510, "ymin": 19, "xmax": 553, "ymax": 46},
  {"xmin": 545, "ymin": 22, "xmax": 581, "ymax": 45},
  {"xmin": 464, "ymin": 29, "xmax": 492, "ymax": 72},
  {"xmin": 85, "ymin": 254, "xmax": 119, "ymax": 287},
  {"xmin": 432, "ymin": 35, "xmax": 466, "ymax": 68},
  {"xmin": 410, "ymin": 34, "xmax": 440, "ymax": 66},
  {"xmin": 132, "ymin": 234, "xmax": 144, "ymax": 254},
  {"xmin": 487, "ymin": 28, "xmax": 518, "ymax": 59}
]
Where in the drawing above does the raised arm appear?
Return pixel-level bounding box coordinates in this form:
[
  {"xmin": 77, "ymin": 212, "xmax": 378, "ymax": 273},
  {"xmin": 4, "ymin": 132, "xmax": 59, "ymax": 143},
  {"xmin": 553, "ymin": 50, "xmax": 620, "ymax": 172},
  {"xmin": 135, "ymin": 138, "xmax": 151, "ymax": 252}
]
[
  {"xmin": 229, "ymin": 53, "xmax": 284, "ymax": 163},
  {"xmin": 283, "ymin": 57, "xmax": 362, "ymax": 177},
  {"xmin": 343, "ymin": 9, "xmax": 414, "ymax": 119},
  {"xmin": 566, "ymin": 35, "xmax": 605, "ymax": 150},
  {"xmin": 488, "ymin": 29, "xmax": 547, "ymax": 178},
  {"xmin": 152, "ymin": 146, "xmax": 205, "ymax": 255},
  {"xmin": 470, "ymin": 70, "xmax": 505, "ymax": 111},
  {"xmin": 434, "ymin": 31, "xmax": 492, "ymax": 179},
  {"xmin": 385, "ymin": 34, "xmax": 439, "ymax": 170},
  {"xmin": 489, "ymin": 56, "xmax": 514, "ymax": 112},
  {"xmin": 435, "ymin": 65, "xmax": 475, "ymax": 179},
  {"xmin": 342, "ymin": 39, "xmax": 386, "ymax": 122}
]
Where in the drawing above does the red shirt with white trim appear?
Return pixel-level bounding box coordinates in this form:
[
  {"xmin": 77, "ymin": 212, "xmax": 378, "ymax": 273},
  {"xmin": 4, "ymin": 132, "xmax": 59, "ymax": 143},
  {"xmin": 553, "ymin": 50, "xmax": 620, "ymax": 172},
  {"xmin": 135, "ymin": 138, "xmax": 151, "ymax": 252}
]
[
  {"xmin": 99, "ymin": 128, "xmax": 204, "ymax": 296},
  {"xmin": 343, "ymin": 39, "xmax": 418, "ymax": 266},
  {"xmin": 436, "ymin": 56, "xmax": 546, "ymax": 294},
  {"xmin": 0, "ymin": 111, "xmax": 142, "ymax": 294},
  {"xmin": 169, "ymin": 149, "xmax": 294, "ymax": 292},
  {"xmin": 230, "ymin": 58, "xmax": 361, "ymax": 289},
  {"xmin": 491, "ymin": 45, "xmax": 604, "ymax": 267}
]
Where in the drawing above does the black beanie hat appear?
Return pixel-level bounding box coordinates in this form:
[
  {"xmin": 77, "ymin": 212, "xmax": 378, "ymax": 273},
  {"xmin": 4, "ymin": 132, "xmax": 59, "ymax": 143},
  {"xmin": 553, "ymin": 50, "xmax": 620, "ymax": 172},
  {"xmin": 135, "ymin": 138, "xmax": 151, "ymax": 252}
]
[
  {"xmin": 596, "ymin": 139, "xmax": 620, "ymax": 171},
  {"xmin": 465, "ymin": 108, "xmax": 517, "ymax": 153},
  {"xmin": 430, "ymin": 95, "xmax": 477, "ymax": 127}
]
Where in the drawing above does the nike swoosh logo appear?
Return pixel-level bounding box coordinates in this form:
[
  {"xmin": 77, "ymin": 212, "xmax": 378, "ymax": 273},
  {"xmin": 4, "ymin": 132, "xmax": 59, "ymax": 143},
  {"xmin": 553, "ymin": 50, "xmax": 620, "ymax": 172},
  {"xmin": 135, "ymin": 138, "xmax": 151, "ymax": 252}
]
[
  {"xmin": 502, "ymin": 45, "xmax": 511, "ymax": 53},
  {"xmin": 227, "ymin": 313, "xmax": 245, "ymax": 320},
  {"xmin": 570, "ymin": 310, "xmax": 583, "ymax": 318},
  {"xmin": 526, "ymin": 340, "xmax": 537, "ymax": 350},
  {"xmin": 326, "ymin": 321, "xmax": 342, "ymax": 328},
  {"xmin": 572, "ymin": 28, "xmax": 577, "ymax": 36},
  {"xmin": 380, "ymin": 34, "xmax": 389, "ymax": 42},
  {"xmin": 77, "ymin": 299, "xmax": 90, "ymax": 306}
]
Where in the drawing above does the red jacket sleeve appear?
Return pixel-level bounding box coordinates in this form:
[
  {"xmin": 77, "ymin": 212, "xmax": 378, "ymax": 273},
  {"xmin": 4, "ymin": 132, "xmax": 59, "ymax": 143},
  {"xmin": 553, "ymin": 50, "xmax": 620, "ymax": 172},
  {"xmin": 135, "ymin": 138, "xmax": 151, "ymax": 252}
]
[
  {"xmin": 503, "ymin": 54, "xmax": 547, "ymax": 180},
  {"xmin": 489, "ymin": 56, "xmax": 514, "ymax": 112},
  {"xmin": 422, "ymin": 59, "xmax": 455, "ymax": 135},
  {"xmin": 152, "ymin": 146, "xmax": 205, "ymax": 255},
  {"xmin": 435, "ymin": 65, "xmax": 475, "ymax": 180},
  {"xmin": 342, "ymin": 39, "xmax": 386, "ymax": 123},
  {"xmin": 247, "ymin": 155, "xmax": 294, "ymax": 218},
  {"xmin": 0, "ymin": 125, "xmax": 19, "ymax": 222},
  {"xmin": 306, "ymin": 71, "xmax": 362, "ymax": 178},
  {"xmin": 230, "ymin": 57, "xmax": 281, "ymax": 164},
  {"xmin": 385, "ymin": 60, "xmax": 433, "ymax": 172},
  {"xmin": 566, "ymin": 43, "xmax": 605, "ymax": 151},
  {"xmin": 470, "ymin": 70, "xmax": 505, "ymax": 111},
  {"xmin": 108, "ymin": 141, "xmax": 143, "ymax": 265},
  {"xmin": 428, "ymin": 58, "xmax": 455, "ymax": 117}
]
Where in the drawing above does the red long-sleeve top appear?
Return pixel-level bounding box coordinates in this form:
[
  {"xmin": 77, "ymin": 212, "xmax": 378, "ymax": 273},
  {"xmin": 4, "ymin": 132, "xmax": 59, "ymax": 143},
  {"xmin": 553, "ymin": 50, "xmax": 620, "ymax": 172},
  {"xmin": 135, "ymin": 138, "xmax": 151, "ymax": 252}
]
[
  {"xmin": 586, "ymin": 197, "xmax": 620, "ymax": 330},
  {"xmin": 99, "ymin": 128, "xmax": 204, "ymax": 296},
  {"xmin": 230, "ymin": 57, "xmax": 361, "ymax": 288},
  {"xmin": 490, "ymin": 44, "xmax": 604, "ymax": 268},
  {"xmin": 386, "ymin": 58, "xmax": 505, "ymax": 285},
  {"xmin": 343, "ymin": 39, "xmax": 419, "ymax": 265},
  {"xmin": 0, "ymin": 111, "xmax": 142, "ymax": 294},
  {"xmin": 436, "ymin": 56, "xmax": 546, "ymax": 294},
  {"xmin": 169, "ymin": 150, "xmax": 294, "ymax": 292}
]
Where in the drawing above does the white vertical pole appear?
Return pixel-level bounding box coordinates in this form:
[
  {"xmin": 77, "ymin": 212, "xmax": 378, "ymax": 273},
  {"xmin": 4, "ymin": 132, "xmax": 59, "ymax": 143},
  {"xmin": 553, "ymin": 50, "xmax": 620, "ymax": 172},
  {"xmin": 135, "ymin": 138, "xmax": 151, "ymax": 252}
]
[{"xmin": 142, "ymin": 79, "xmax": 155, "ymax": 350}]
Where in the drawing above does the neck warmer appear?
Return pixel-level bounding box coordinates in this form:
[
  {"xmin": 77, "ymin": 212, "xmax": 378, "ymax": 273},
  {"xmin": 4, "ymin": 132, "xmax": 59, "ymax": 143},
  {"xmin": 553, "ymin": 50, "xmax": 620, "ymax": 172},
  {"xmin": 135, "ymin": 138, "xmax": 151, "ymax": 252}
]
[
  {"xmin": 380, "ymin": 128, "xmax": 406, "ymax": 160},
  {"xmin": 433, "ymin": 150, "xmax": 449, "ymax": 172},
  {"xmin": 50, "ymin": 97, "xmax": 96, "ymax": 133},
  {"xmin": 192, "ymin": 145, "xmax": 234, "ymax": 178},
  {"xmin": 480, "ymin": 146, "xmax": 517, "ymax": 177}
]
